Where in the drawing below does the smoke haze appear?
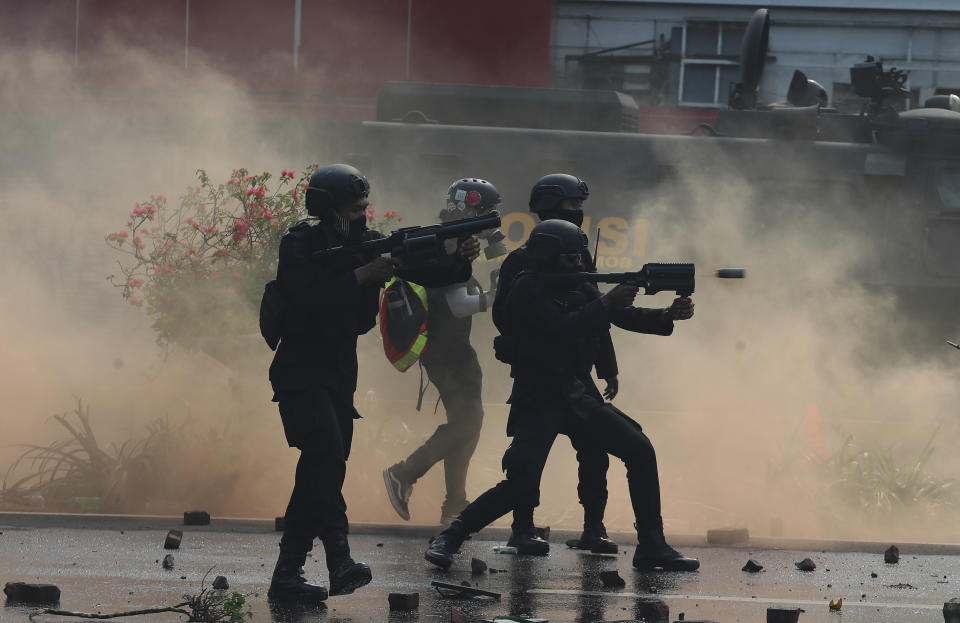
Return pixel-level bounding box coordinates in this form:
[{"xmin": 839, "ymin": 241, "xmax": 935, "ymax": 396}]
[{"xmin": 3, "ymin": 38, "xmax": 960, "ymax": 546}]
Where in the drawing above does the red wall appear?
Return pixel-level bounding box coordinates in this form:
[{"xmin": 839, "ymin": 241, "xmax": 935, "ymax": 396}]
[{"xmin": 1, "ymin": 0, "xmax": 552, "ymax": 118}]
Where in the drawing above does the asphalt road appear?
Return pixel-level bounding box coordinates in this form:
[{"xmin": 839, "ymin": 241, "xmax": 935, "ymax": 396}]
[{"xmin": 1, "ymin": 513, "xmax": 957, "ymax": 623}]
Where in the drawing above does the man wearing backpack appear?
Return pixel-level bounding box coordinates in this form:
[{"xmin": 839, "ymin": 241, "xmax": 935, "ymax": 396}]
[
  {"xmin": 267, "ymin": 164, "xmax": 479, "ymax": 604},
  {"xmin": 383, "ymin": 178, "xmax": 505, "ymax": 526}
]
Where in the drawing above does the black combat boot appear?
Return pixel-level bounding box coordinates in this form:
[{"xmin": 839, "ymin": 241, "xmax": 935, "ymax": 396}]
[
  {"xmin": 425, "ymin": 520, "xmax": 469, "ymax": 570},
  {"xmin": 268, "ymin": 550, "xmax": 329, "ymax": 603},
  {"xmin": 323, "ymin": 533, "xmax": 372, "ymax": 596},
  {"xmin": 506, "ymin": 527, "xmax": 550, "ymax": 555},
  {"xmin": 632, "ymin": 519, "xmax": 699, "ymax": 572},
  {"xmin": 571, "ymin": 522, "xmax": 619, "ymax": 554}
]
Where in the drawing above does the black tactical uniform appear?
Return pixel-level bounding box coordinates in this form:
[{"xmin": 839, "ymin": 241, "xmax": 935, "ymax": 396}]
[
  {"xmin": 495, "ymin": 246, "xmax": 618, "ymax": 552},
  {"xmin": 269, "ymin": 164, "xmax": 471, "ymax": 602},
  {"xmin": 426, "ymin": 220, "xmax": 699, "ymax": 572}
]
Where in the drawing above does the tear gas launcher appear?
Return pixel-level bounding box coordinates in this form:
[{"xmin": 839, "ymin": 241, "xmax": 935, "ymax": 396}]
[
  {"xmin": 312, "ymin": 211, "xmax": 501, "ymax": 267},
  {"xmin": 540, "ymin": 263, "xmax": 746, "ymax": 296}
]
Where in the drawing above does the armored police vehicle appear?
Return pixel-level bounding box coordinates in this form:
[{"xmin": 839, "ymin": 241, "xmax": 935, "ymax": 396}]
[{"xmin": 314, "ymin": 9, "xmax": 960, "ymax": 348}]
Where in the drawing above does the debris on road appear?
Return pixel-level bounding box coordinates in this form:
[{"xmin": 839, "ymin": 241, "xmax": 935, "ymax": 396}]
[
  {"xmin": 944, "ymin": 597, "xmax": 960, "ymax": 623},
  {"xmin": 871, "ymin": 572, "xmax": 878, "ymax": 578},
  {"xmin": 212, "ymin": 576, "xmax": 229, "ymax": 590},
  {"xmin": 633, "ymin": 598, "xmax": 669, "ymax": 622},
  {"xmin": 884, "ymin": 545, "xmax": 900, "ymax": 564},
  {"xmin": 451, "ymin": 606, "xmax": 469, "ymax": 623},
  {"xmin": 3, "ymin": 582, "xmax": 60, "ymax": 604},
  {"xmin": 742, "ymin": 559, "xmax": 764, "ymax": 573},
  {"xmin": 183, "ymin": 510, "xmax": 210, "ymax": 526},
  {"xmin": 162, "ymin": 554, "xmax": 175, "ymax": 569},
  {"xmin": 163, "ymin": 529, "xmax": 183, "ymax": 550},
  {"xmin": 829, "ymin": 598, "xmax": 842, "ymax": 611},
  {"xmin": 472, "ymin": 557, "xmax": 488, "ymax": 574},
  {"xmin": 600, "ymin": 570, "xmax": 626, "ymax": 588},
  {"xmin": 388, "ymin": 592, "xmax": 420, "ymax": 611},
  {"xmin": 766, "ymin": 606, "xmax": 803, "ymax": 622},
  {"xmin": 706, "ymin": 527, "xmax": 749, "ymax": 545},
  {"xmin": 795, "ymin": 558, "xmax": 816, "ymax": 571},
  {"xmin": 432, "ymin": 581, "xmax": 501, "ymax": 600},
  {"xmin": 884, "ymin": 583, "xmax": 915, "ymax": 589}
]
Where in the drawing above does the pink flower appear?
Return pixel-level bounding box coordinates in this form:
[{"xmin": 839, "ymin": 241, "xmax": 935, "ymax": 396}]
[
  {"xmin": 126, "ymin": 278, "xmax": 144, "ymax": 287},
  {"xmin": 281, "ymin": 169, "xmax": 295, "ymax": 179},
  {"xmin": 232, "ymin": 218, "xmax": 250, "ymax": 241},
  {"xmin": 157, "ymin": 265, "xmax": 175, "ymax": 276},
  {"xmin": 129, "ymin": 297, "xmax": 141, "ymax": 306}
]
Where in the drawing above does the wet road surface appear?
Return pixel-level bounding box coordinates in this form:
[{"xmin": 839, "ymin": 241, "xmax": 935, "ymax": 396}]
[{"xmin": 1, "ymin": 513, "xmax": 957, "ymax": 622}]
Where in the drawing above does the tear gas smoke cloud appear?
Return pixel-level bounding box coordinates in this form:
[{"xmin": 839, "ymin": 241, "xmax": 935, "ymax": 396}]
[{"xmin": 3, "ymin": 37, "xmax": 960, "ymax": 543}]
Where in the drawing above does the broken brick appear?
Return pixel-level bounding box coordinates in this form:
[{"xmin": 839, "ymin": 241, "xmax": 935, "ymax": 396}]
[
  {"xmin": 600, "ymin": 570, "xmax": 626, "ymax": 588},
  {"xmin": 451, "ymin": 606, "xmax": 469, "ymax": 623},
  {"xmin": 3, "ymin": 583, "xmax": 60, "ymax": 604},
  {"xmin": 164, "ymin": 529, "xmax": 183, "ymax": 550},
  {"xmin": 742, "ymin": 559, "xmax": 763, "ymax": 573},
  {"xmin": 795, "ymin": 558, "xmax": 816, "ymax": 571},
  {"xmin": 183, "ymin": 510, "xmax": 210, "ymax": 526},
  {"xmin": 212, "ymin": 576, "xmax": 229, "ymax": 590},
  {"xmin": 884, "ymin": 545, "xmax": 899, "ymax": 564},
  {"xmin": 634, "ymin": 598, "xmax": 669, "ymax": 622},
  {"xmin": 162, "ymin": 554, "xmax": 175, "ymax": 570},
  {"xmin": 472, "ymin": 557, "xmax": 488, "ymax": 574},
  {"xmin": 388, "ymin": 592, "xmax": 419, "ymax": 611},
  {"xmin": 766, "ymin": 606, "xmax": 802, "ymax": 623}
]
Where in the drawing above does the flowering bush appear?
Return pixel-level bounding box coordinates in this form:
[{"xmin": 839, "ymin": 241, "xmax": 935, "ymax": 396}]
[{"xmin": 107, "ymin": 166, "xmax": 406, "ymax": 350}]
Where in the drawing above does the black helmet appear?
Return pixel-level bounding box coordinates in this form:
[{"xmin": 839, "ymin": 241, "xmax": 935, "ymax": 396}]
[
  {"xmin": 305, "ymin": 164, "xmax": 370, "ymax": 217},
  {"xmin": 526, "ymin": 219, "xmax": 588, "ymax": 264},
  {"xmin": 441, "ymin": 178, "xmax": 501, "ymax": 221},
  {"xmin": 528, "ymin": 173, "xmax": 589, "ymax": 213}
]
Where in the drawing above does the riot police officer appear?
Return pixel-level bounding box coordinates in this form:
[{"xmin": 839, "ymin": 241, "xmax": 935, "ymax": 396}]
[
  {"xmin": 495, "ymin": 173, "xmax": 620, "ymax": 555},
  {"xmin": 268, "ymin": 164, "xmax": 479, "ymax": 603},
  {"xmin": 425, "ymin": 219, "xmax": 698, "ymax": 573},
  {"xmin": 383, "ymin": 178, "xmax": 505, "ymax": 525}
]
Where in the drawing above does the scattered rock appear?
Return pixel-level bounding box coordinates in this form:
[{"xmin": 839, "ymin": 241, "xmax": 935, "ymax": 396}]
[
  {"xmin": 274, "ymin": 517, "xmax": 285, "ymax": 532},
  {"xmin": 212, "ymin": 576, "xmax": 229, "ymax": 590},
  {"xmin": 471, "ymin": 557, "xmax": 488, "ymax": 574},
  {"xmin": 377, "ymin": 543, "xmax": 384, "ymax": 547},
  {"xmin": 943, "ymin": 597, "xmax": 960, "ymax": 623},
  {"xmin": 162, "ymin": 554, "xmax": 175, "ymax": 570},
  {"xmin": 870, "ymin": 572, "xmax": 878, "ymax": 578},
  {"xmin": 451, "ymin": 606, "xmax": 469, "ymax": 623},
  {"xmin": 3, "ymin": 583, "xmax": 61, "ymax": 603},
  {"xmin": 766, "ymin": 606, "xmax": 803, "ymax": 623},
  {"xmin": 535, "ymin": 526, "xmax": 550, "ymax": 541},
  {"xmin": 164, "ymin": 529, "xmax": 183, "ymax": 550},
  {"xmin": 885, "ymin": 583, "xmax": 915, "ymax": 589},
  {"xmin": 884, "ymin": 545, "xmax": 900, "ymax": 564},
  {"xmin": 795, "ymin": 558, "xmax": 816, "ymax": 572},
  {"xmin": 742, "ymin": 559, "xmax": 764, "ymax": 573},
  {"xmin": 706, "ymin": 527, "xmax": 749, "ymax": 545},
  {"xmin": 183, "ymin": 510, "xmax": 210, "ymax": 526},
  {"xmin": 600, "ymin": 570, "xmax": 626, "ymax": 589},
  {"xmin": 388, "ymin": 592, "xmax": 419, "ymax": 611},
  {"xmin": 634, "ymin": 598, "xmax": 669, "ymax": 622}
]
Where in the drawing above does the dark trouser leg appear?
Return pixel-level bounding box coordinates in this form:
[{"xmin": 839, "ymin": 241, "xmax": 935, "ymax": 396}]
[
  {"xmin": 572, "ymin": 441, "xmax": 609, "ymax": 527},
  {"xmin": 455, "ymin": 430, "xmax": 555, "ymax": 534},
  {"xmin": 567, "ymin": 402, "xmax": 661, "ymax": 525},
  {"xmin": 426, "ymin": 428, "xmax": 555, "ymax": 569},
  {"xmin": 278, "ymin": 388, "xmax": 354, "ymax": 554}
]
